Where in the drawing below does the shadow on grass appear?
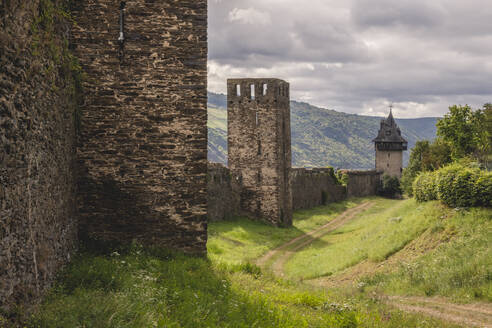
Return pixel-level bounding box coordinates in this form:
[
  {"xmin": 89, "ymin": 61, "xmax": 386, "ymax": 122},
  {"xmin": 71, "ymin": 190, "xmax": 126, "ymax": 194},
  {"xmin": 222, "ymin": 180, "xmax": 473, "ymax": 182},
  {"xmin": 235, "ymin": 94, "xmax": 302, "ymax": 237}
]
[{"xmin": 27, "ymin": 246, "xmax": 318, "ymax": 328}]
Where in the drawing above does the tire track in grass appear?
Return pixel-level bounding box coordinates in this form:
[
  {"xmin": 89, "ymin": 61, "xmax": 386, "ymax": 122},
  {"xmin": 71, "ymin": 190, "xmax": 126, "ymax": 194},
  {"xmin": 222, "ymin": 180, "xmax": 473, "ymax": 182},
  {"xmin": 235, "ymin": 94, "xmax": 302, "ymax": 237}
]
[
  {"xmin": 387, "ymin": 296, "xmax": 492, "ymax": 328},
  {"xmin": 256, "ymin": 201, "xmax": 375, "ymax": 277}
]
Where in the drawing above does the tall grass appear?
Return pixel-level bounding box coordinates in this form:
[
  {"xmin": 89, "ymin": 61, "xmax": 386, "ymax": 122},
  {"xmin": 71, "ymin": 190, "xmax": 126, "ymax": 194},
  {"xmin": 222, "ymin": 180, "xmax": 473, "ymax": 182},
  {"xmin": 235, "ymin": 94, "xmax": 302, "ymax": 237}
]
[
  {"xmin": 208, "ymin": 198, "xmax": 370, "ymax": 264},
  {"xmin": 362, "ymin": 206, "xmax": 492, "ymax": 301},
  {"xmin": 26, "ymin": 197, "xmax": 465, "ymax": 327},
  {"xmin": 285, "ymin": 199, "xmax": 438, "ymax": 279}
]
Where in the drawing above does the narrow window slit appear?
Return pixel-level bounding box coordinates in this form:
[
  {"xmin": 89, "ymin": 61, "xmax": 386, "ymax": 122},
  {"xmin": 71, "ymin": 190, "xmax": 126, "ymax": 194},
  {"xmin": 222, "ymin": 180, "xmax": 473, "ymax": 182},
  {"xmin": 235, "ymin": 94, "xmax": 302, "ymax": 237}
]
[
  {"xmin": 263, "ymin": 83, "xmax": 268, "ymax": 96},
  {"xmin": 250, "ymin": 84, "xmax": 255, "ymax": 100},
  {"xmin": 236, "ymin": 84, "xmax": 241, "ymax": 96}
]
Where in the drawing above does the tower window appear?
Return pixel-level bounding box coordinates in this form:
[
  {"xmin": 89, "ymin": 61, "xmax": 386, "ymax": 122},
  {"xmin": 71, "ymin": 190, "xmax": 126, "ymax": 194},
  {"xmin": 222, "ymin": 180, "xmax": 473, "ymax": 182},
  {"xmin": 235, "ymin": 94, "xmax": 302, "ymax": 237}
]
[
  {"xmin": 258, "ymin": 140, "xmax": 262, "ymax": 155},
  {"xmin": 255, "ymin": 112, "xmax": 259, "ymax": 126},
  {"xmin": 263, "ymin": 83, "xmax": 268, "ymax": 96},
  {"xmin": 388, "ymin": 153, "xmax": 390, "ymax": 158},
  {"xmin": 236, "ymin": 84, "xmax": 241, "ymax": 96},
  {"xmin": 250, "ymin": 84, "xmax": 255, "ymax": 100}
]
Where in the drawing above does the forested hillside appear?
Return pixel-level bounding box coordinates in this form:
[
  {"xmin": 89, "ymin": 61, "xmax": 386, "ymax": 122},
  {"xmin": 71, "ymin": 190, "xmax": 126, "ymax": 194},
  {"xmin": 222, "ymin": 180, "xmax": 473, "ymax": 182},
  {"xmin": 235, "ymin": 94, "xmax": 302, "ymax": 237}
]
[{"xmin": 208, "ymin": 92, "xmax": 438, "ymax": 169}]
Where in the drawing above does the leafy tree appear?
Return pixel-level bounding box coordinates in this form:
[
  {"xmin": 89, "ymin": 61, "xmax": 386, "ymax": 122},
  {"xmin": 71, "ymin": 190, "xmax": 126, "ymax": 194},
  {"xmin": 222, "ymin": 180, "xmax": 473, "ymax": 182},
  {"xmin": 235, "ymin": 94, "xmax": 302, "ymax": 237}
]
[
  {"xmin": 378, "ymin": 174, "xmax": 401, "ymax": 198},
  {"xmin": 401, "ymin": 139, "xmax": 452, "ymax": 196},
  {"xmin": 481, "ymin": 103, "xmax": 492, "ymax": 168},
  {"xmin": 436, "ymin": 105, "xmax": 489, "ymax": 161}
]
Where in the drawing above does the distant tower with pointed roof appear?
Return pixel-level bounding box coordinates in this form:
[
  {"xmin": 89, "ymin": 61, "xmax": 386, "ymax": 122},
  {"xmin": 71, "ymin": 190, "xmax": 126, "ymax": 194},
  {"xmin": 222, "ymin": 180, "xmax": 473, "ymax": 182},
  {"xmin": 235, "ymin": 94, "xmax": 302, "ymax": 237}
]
[{"xmin": 373, "ymin": 106, "xmax": 408, "ymax": 178}]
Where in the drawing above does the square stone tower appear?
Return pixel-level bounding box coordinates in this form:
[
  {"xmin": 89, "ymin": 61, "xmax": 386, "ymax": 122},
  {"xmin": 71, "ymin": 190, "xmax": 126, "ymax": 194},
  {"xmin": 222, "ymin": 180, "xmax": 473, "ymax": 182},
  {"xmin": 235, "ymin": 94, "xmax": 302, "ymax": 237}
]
[
  {"xmin": 72, "ymin": 0, "xmax": 208, "ymax": 253},
  {"xmin": 373, "ymin": 108, "xmax": 408, "ymax": 178},
  {"xmin": 227, "ymin": 78, "xmax": 293, "ymax": 226}
]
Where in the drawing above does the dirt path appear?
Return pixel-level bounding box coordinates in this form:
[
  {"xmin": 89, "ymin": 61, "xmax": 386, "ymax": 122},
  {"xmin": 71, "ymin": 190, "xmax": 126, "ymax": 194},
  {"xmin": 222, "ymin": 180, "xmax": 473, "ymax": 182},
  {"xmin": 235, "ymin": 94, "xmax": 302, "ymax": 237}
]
[
  {"xmin": 256, "ymin": 201, "xmax": 375, "ymax": 276},
  {"xmin": 255, "ymin": 200, "xmax": 492, "ymax": 327},
  {"xmin": 387, "ymin": 296, "xmax": 492, "ymax": 328}
]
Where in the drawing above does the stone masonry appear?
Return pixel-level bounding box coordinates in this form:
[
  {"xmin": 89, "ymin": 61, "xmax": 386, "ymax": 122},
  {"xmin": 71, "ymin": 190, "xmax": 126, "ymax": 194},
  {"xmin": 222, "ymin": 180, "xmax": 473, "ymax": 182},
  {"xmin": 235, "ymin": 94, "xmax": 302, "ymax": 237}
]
[
  {"xmin": 1, "ymin": 0, "xmax": 77, "ymax": 310},
  {"xmin": 290, "ymin": 168, "xmax": 346, "ymax": 210},
  {"xmin": 227, "ymin": 79, "xmax": 293, "ymax": 226},
  {"xmin": 207, "ymin": 163, "xmax": 241, "ymax": 221},
  {"xmin": 71, "ymin": 0, "xmax": 208, "ymax": 253}
]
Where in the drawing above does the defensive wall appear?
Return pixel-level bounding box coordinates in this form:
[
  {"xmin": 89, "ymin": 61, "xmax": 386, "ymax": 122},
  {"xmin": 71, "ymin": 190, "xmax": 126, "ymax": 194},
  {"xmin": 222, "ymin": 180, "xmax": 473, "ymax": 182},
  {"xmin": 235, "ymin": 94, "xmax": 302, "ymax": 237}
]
[
  {"xmin": 0, "ymin": 0, "xmax": 78, "ymax": 310},
  {"xmin": 208, "ymin": 164, "xmax": 382, "ymax": 221},
  {"xmin": 1, "ymin": 0, "xmax": 208, "ymax": 312}
]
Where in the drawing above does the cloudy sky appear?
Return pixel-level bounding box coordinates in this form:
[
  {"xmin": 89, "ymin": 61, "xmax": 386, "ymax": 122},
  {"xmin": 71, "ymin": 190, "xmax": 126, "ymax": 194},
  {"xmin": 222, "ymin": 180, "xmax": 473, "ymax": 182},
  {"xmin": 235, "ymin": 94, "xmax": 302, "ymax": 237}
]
[{"xmin": 208, "ymin": 0, "xmax": 492, "ymax": 118}]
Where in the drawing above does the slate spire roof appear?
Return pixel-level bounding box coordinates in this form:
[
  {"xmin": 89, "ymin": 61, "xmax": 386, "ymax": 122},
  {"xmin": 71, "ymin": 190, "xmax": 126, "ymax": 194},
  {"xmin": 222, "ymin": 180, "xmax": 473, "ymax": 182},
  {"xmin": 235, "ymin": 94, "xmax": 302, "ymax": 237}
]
[{"xmin": 373, "ymin": 107, "xmax": 408, "ymax": 144}]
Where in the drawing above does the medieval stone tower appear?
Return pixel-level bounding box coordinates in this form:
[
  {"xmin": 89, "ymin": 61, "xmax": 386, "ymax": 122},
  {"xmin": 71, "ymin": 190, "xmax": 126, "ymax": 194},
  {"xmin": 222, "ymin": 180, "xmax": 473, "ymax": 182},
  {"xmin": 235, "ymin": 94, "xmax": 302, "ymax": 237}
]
[
  {"xmin": 71, "ymin": 0, "xmax": 208, "ymax": 253},
  {"xmin": 227, "ymin": 79, "xmax": 293, "ymax": 226},
  {"xmin": 373, "ymin": 108, "xmax": 408, "ymax": 178}
]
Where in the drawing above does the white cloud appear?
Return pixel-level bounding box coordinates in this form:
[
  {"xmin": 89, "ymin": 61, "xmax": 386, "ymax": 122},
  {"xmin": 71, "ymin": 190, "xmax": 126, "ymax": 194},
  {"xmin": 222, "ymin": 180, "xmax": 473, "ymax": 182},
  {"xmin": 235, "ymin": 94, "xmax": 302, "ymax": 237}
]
[{"xmin": 228, "ymin": 7, "xmax": 271, "ymax": 25}]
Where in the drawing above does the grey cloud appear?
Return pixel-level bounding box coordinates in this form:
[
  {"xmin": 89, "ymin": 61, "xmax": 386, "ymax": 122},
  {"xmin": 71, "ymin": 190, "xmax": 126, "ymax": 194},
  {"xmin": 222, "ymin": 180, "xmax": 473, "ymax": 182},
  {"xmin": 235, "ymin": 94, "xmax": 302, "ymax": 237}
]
[{"xmin": 208, "ymin": 0, "xmax": 492, "ymax": 118}]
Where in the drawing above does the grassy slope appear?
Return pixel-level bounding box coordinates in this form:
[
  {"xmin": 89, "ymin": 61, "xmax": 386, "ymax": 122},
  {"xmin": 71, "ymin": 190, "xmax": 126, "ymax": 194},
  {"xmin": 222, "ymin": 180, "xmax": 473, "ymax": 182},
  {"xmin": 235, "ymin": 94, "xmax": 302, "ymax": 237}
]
[
  {"xmin": 285, "ymin": 199, "xmax": 491, "ymax": 301},
  {"xmin": 23, "ymin": 197, "xmax": 490, "ymax": 327},
  {"xmin": 207, "ymin": 92, "xmax": 438, "ymax": 169},
  {"xmin": 207, "ymin": 198, "xmax": 368, "ymax": 264}
]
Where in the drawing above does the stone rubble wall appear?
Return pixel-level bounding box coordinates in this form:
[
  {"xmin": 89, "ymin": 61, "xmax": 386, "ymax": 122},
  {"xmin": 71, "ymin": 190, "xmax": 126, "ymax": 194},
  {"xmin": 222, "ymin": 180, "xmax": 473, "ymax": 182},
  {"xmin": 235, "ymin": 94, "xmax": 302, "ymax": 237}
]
[
  {"xmin": 343, "ymin": 170, "xmax": 382, "ymax": 198},
  {"xmin": 207, "ymin": 163, "xmax": 241, "ymax": 221},
  {"xmin": 0, "ymin": 0, "xmax": 78, "ymax": 310},
  {"xmin": 290, "ymin": 168, "xmax": 346, "ymax": 210},
  {"xmin": 208, "ymin": 165, "xmax": 381, "ymax": 220},
  {"xmin": 71, "ymin": 0, "xmax": 208, "ymax": 254}
]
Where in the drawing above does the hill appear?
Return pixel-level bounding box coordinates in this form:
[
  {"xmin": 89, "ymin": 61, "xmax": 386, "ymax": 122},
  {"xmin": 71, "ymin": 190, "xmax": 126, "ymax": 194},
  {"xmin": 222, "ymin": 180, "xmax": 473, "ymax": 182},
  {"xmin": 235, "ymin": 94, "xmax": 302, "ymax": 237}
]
[{"xmin": 207, "ymin": 92, "xmax": 439, "ymax": 169}]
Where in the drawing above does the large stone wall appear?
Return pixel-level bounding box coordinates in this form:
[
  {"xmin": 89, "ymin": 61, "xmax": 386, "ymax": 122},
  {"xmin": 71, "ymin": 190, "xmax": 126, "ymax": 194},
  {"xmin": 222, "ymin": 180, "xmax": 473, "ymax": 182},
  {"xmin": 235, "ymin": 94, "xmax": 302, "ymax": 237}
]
[
  {"xmin": 227, "ymin": 79, "xmax": 292, "ymax": 226},
  {"xmin": 208, "ymin": 166, "xmax": 381, "ymax": 220},
  {"xmin": 291, "ymin": 169, "xmax": 346, "ymax": 210},
  {"xmin": 71, "ymin": 0, "xmax": 208, "ymax": 253},
  {"xmin": 207, "ymin": 163, "xmax": 241, "ymax": 221},
  {"xmin": 0, "ymin": 0, "xmax": 78, "ymax": 310},
  {"xmin": 343, "ymin": 170, "xmax": 382, "ymax": 198}
]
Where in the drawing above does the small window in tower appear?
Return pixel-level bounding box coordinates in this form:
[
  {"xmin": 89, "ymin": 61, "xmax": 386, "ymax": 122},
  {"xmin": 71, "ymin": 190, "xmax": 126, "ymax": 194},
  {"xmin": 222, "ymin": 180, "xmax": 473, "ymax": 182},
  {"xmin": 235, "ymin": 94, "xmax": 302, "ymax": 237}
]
[
  {"xmin": 236, "ymin": 84, "xmax": 241, "ymax": 96},
  {"xmin": 257, "ymin": 170, "xmax": 261, "ymax": 183},
  {"xmin": 255, "ymin": 112, "xmax": 259, "ymax": 126},
  {"xmin": 263, "ymin": 83, "xmax": 268, "ymax": 96},
  {"xmin": 386, "ymin": 130, "xmax": 391, "ymax": 136},
  {"xmin": 388, "ymin": 153, "xmax": 390, "ymax": 158},
  {"xmin": 387, "ymin": 163, "xmax": 390, "ymax": 168},
  {"xmin": 258, "ymin": 140, "xmax": 261, "ymax": 155},
  {"xmin": 250, "ymin": 84, "xmax": 255, "ymax": 100}
]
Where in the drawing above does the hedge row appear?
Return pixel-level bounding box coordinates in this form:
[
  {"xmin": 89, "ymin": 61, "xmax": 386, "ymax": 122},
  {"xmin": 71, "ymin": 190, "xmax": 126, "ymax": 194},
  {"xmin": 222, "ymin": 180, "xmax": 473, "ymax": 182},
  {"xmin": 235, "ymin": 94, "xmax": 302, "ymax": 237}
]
[{"xmin": 413, "ymin": 163, "xmax": 492, "ymax": 207}]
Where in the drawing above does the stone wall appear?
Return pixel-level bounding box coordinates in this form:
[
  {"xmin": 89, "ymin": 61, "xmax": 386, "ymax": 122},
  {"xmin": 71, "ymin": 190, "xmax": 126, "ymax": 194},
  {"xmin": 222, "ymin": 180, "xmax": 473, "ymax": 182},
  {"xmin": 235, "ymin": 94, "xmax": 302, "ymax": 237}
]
[
  {"xmin": 291, "ymin": 169, "xmax": 346, "ymax": 210},
  {"xmin": 0, "ymin": 0, "xmax": 78, "ymax": 310},
  {"xmin": 207, "ymin": 166, "xmax": 381, "ymax": 220},
  {"xmin": 71, "ymin": 0, "xmax": 208, "ymax": 254},
  {"xmin": 207, "ymin": 163, "xmax": 240, "ymax": 221},
  {"xmin": 343, "ymin": 170, "xmax": 382, "ymax": 198},
  {"xmin": 227, "ymin": 79, "xmax": 292, "ymax": 226}
]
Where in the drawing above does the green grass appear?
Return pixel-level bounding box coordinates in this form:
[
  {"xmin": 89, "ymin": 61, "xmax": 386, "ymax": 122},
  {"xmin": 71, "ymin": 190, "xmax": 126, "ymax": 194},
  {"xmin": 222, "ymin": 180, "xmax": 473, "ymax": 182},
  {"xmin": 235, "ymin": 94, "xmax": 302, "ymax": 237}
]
[
  {"xmin": 284, "ymin": 199, "xmax": 442, "ymax": 279},
  {"xmin": 207, "ymin": 198, "xmax": 370, "ymax": 264},
  {"xmin": 361, "ymin": 205, "xmax": 492, "ymax": 301},
  {"xmin": 26, "ymin": 196, "xmax": 489, "ymax": 327},
  {"xmin": 26, "ymin": 245, "xmax": 453, "ymax": 328}
]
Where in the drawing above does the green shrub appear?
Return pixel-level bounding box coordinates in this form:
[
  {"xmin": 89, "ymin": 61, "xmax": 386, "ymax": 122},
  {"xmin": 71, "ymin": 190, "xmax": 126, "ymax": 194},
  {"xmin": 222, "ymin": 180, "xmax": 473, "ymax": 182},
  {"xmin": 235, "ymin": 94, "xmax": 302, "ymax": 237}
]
[
  {"xmin": 436, "ymin": 164, "xmax": 480, "ymax": 207},
  {"xmin": 414, "ymin": 162, "xmax": 491, "ymax": 207},
  {"xmin": 413, "ymin": 171, "xmax": 438, "ymax": 202},
  {"xmin": 378, "ymin": 175, "xmax": 401, "ymax": 198},
  {"xmin": 475, "ymin": 171, "xmax": 492, "ymax": 207}
]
